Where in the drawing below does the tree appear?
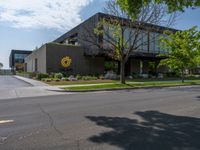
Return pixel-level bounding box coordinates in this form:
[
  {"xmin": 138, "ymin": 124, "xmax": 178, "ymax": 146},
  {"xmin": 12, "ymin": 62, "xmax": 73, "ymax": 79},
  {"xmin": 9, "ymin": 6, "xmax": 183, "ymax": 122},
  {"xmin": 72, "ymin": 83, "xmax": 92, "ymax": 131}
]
[
  {"xmin": 81, "ymin": 0, "xmax": 176, "ymax": 84},
  {"xmin": 117, "ymin": 0, "xmax": 200, "ymax": 19},
  {"xmin": 0, "ymin": 62, "xmax": 3, "ymax": 70},
  {"xmin": 159, "ymin": 26, "xmax": 200, "ymax": 83}
]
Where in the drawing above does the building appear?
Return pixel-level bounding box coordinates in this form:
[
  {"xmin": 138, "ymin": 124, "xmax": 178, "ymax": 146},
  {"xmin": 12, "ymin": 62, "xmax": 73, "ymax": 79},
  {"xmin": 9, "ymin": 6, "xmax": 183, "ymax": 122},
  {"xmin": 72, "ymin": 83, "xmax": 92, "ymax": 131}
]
[
  {"xmin": 24, "ymin": 12, "xmax": 177, "ymax": 75},
  {"xmin": 9, "ymin": 50, "xmax": 32, "ymax": 71}
]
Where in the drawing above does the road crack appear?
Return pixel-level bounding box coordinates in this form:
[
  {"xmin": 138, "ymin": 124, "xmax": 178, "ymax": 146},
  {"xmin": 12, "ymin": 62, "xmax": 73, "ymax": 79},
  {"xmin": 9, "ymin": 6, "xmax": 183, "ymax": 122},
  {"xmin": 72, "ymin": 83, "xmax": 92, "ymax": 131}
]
[
  {"xmin": 0, "ymin": 136, "xmax": 8, "ymax": 145},
  {"xmin": 38, "ymin": 104, "xmax": 66, "ymax": 140},
  {"xmin": 76, "ymin": 139, "xmax": 81, "ymax": 150}
]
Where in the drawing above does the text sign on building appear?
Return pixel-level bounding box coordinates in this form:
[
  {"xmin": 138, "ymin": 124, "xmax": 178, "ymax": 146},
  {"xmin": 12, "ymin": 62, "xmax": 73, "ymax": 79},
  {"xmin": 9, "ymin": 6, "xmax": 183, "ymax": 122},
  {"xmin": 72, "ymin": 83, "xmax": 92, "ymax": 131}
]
[{"xmin": 61, "ymin": 56, "xmax": 72, "ymax": 68}]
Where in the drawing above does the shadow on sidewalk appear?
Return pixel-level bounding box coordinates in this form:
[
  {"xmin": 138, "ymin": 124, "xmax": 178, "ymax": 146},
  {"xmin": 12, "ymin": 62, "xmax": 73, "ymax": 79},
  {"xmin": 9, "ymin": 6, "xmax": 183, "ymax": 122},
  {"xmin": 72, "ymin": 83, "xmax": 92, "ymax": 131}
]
[{"xmin": 86, "ymin": 110, "xmax": 200, "ymax": 150}]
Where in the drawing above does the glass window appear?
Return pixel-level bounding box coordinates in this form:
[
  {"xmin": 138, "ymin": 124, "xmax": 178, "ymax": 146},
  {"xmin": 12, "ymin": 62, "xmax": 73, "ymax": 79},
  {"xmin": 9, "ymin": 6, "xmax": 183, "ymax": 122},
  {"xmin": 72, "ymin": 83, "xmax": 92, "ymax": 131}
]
[
  {"xmin": 149, "ymin": 32, "xmax": 155, "ymax": 53},
  {"xmin": 124, "ymin": 28, "xmax": 129, "ymax": 43},
  {"xmin": 14, "ymin": 54, "xmax": 28, "ymax": 63},
  {"xmin": 129, "ymin": 28, "xmax": 136, "ymax": 48},
  {"xmin": 142, "ymin": 31, "xmax": 148, "ymax": 52},
  {"xmin": 159, "ymin": 34, "xmax": 169, "ymax": 53},
  {"xmin": 103, "ymin": 25, "xmax": 116, "ymax": 49},
  {"xmin": 155, "ymin": 33, "xmax": 160, "ymax": 53},
  {"xmin": 136, "ymin": 30, "xmax": 143, "ymax": 51},
  {"xmin": 14, "ymin": 54, "xmax": 28, "ymax": 59},
  {"xmin": 103, "ymin": 25, "xmax": 170, "ymax": 54}
]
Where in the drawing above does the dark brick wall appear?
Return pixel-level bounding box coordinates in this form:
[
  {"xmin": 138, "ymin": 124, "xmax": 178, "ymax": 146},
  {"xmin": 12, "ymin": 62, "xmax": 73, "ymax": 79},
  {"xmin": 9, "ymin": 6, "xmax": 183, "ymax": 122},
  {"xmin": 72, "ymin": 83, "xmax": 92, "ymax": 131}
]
[{"xmin": 46, "ymin": 43, "xmax": 105, "ymax": 75}]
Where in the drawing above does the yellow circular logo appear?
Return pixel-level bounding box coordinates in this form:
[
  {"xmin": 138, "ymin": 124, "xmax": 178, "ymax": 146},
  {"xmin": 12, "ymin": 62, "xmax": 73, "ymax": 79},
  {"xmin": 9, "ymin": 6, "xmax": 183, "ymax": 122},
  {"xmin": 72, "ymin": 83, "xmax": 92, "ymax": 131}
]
[{"xmin": 61, "ymin": 56, "xmax": 72, "ymax": 68}]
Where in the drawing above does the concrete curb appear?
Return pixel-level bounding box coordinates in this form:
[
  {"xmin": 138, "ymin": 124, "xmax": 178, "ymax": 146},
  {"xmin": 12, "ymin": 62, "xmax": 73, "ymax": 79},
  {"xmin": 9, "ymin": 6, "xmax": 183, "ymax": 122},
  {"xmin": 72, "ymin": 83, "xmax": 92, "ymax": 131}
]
[
  {"xmin": 14, "ymin": 75, "xmax": 49, "ymax": 87},
  {"xmin": 14, "ymin": 76, "xmax": 34, "ymax": 86},
  {"xmin": 63, "ymin": 84, "xmax": 200, "ymax": 93}
]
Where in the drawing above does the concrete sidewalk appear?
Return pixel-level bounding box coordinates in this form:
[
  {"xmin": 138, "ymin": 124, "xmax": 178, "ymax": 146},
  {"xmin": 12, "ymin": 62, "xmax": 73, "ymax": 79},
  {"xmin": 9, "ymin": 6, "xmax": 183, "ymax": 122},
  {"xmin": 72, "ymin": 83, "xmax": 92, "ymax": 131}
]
[
  {"xmin": 0, "ymin": 76, "xmax": 68, "ymax": 100},
  {"xmin": 0, "ymin": 86, "xmax": 68, "ymax": 100}
]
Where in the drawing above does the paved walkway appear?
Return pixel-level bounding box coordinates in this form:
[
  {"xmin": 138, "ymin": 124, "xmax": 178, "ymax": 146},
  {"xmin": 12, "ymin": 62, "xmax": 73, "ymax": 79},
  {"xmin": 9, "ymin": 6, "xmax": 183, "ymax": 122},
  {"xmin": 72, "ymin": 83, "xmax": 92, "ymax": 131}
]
[
  {"xmin": 0, "ymin": 75, "xmax": 30, "ymax": 90},
  {"xmin": 0, "ymin": 76, "xmax": 67, "ymax": 100}
]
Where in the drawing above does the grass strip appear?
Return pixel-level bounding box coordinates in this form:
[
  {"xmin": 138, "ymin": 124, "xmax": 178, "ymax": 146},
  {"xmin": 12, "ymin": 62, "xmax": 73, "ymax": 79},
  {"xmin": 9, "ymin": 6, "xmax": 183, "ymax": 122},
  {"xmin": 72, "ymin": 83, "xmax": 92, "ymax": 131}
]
[{"xmin": 64, "ymin": 81, "xmax": 200, "ymax": 91}]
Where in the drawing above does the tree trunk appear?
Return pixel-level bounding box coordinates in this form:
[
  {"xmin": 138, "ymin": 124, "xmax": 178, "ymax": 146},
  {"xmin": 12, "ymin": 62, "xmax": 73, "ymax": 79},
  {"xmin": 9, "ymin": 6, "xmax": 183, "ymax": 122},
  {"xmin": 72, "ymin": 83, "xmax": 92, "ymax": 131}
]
[
  {"xmin": 120, "ymin": 61, "xmax": 126, "ymax": 84},
  {"xmin": 181, "ymin": 69, "xmax": 185, "ymax": 83}
]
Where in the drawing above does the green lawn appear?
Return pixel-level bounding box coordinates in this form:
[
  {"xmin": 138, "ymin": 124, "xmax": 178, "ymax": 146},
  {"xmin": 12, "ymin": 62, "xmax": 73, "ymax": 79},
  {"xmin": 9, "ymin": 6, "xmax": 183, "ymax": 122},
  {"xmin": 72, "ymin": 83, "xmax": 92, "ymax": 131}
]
[{"xmin": 64, "ymin": 80, "xmax": 200, "ymax": 91}]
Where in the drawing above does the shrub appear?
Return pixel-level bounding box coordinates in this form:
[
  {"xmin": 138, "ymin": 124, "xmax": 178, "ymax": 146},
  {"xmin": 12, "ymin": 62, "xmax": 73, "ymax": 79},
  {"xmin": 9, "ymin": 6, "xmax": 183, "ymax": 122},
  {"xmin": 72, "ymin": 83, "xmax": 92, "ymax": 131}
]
[
  {"xmin": 99, "ymin": 75, "xmax": 104, "ymax": 80},
  {"xmin": 186, "ymin": 74, "xmax": 200, "ymax": 79},
  {"xmin": 30, "ymin": 72, "xmax": 38, "ymax": 78},
  {"xmin": 41, "ymin": 78, "xmax": 52, "ymax": 82},
  {"xmin": 36, "ymin": 73, "xmax": 49, "ymax": 80},
  {"xmin": 82, "ymin": 76, "xmax": 98, "ymax": 80},
  {"xmin": 49, "ymin": 73, "xmax": 55, "ymax": 78},
  {"xmin": 63, "ymin": 77, "xmax": 69, "ymax": 81},
  {"xmin": 165, "ymin": 72, "xmax": 180, "ymax": 78},
  {"xmin": 92, "ymin": 76, "xmax": 98, "ymax": 80},
  {"xmin": 148, "ymin": 71, "xmax": 158, "ymax": 78},
  {"xmin": 17, "ymin": 70, "xmax": 23, "ymax": 74},
  {"xmin": 52, "ymin": 78, "xmax": 60, "ymax": 82},
  {"xmin": 76, "ymin": 74, "xmax": 82, "ymax": 80},
  {"xmin": 60, "ymin": 77, "xmax": 69, "ymax": 81},
  {"xmin": 131, "ymin": 72, "xmax": 139, "ymax": 78},
  {"xmin": 54, "ymin": 73, "xmax": 63, "ymax": 79}
]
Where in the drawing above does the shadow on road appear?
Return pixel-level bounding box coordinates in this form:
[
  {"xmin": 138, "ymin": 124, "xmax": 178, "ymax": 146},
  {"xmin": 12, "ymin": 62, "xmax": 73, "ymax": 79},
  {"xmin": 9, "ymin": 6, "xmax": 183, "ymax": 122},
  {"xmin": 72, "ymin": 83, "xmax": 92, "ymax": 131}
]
[
  {"xmin": 86, "ymin": 111, "xmax": 200, "ymax": 150},
  {"xmin": 196, "ymin": 96, "xmax": 200, "ymax": 100}
]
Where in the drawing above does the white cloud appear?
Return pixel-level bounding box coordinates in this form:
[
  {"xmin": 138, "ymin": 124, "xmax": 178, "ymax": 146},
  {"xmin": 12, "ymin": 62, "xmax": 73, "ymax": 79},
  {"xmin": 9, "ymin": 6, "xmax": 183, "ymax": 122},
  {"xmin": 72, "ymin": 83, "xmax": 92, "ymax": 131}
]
[{"xmin": 0, "ymin": 0, "xmax": 93, "ymax": 31}]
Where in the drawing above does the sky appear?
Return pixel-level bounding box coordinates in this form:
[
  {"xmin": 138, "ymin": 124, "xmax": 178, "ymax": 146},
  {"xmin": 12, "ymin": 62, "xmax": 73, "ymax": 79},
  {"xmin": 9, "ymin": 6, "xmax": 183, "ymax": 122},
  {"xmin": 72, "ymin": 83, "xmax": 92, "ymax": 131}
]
[{"xmin": 0, "ymin": 0, "xmax": 200, "ymax": 69}]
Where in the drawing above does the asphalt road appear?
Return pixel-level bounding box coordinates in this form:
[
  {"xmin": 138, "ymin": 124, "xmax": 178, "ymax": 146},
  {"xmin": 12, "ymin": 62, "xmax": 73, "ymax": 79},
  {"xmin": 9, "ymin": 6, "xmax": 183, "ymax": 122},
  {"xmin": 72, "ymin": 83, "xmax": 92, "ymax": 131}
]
[
  {"xmin": 0, "ymin": 75, "xmax": 31, "ymax": 90},
  {"xmin": 1, "ymin": 86, "xmax": 200, "ymax": 150}
]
